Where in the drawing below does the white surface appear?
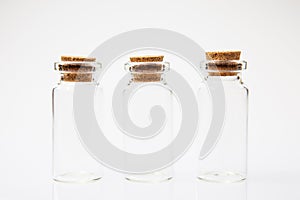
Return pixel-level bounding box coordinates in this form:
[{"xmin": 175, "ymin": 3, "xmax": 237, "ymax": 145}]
[{"xmin": 0, "ymin": 0, "xmax": 300, "ymax": 199}]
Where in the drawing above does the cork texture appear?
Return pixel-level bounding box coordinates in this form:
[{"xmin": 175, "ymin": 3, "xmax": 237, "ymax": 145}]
[
  {"xmin": 57, "ymin": 63, "xmax": 95, "ymax": 72},
  {"xmin": 132, "ymin": 74, "xmax": 161, "ymax": 82},
  {"xmin": 206, "ymin": 51, "xmax": 241, "ymax": 76},
  {"xmin": 59, "ymin": 56, "xmax": 96, "ymax": 82},
  {"xmin": 61, "ymin": 73, "xmax": 93, "ymax": 82},
  {"xmin": 129, "ymin": 56, "xmax": 164, "ymax": 82},
  {"xmin": 130, "ymin": 63, "xmax": 163, "ymax": 72},
  {"xmin": 61, "ymin": 56, "xmax": 96, "ymax": 62},
  {"xmin": 130, "ymin": 55, "xmax": 164, "ymax": 62},
  {"xmin": 206, "ymin": 51, "xmax": 240, "ymax": 60}
]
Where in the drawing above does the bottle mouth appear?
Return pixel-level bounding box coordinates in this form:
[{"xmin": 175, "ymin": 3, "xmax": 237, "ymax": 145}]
[
  {"xmin": 124, "ymin": 61, "xmax": 170, "ymax": 74},
  {"xmin": 54, "ymin": 61, "xmax": 101, "ymax": 73},
  {"xmin": 200, "ymin": 60, "xmax": 247, "ymax": 75}
]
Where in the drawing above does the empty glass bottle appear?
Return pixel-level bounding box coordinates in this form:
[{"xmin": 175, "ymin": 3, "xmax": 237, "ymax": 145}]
[
  {"xmin": 52, "ymin": 56, "xmax": 103, "ymax": 183},
  {"xmin": 121, "ymin": 56, "xmax": 174, "ymax": 183},
  {"xmin": 198, "ymin": 51, "xmax": 248, "ymax": 183}
]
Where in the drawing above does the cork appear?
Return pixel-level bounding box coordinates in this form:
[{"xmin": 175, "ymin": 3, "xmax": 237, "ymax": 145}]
[
  {"xmin": 58, "ymin": 56, "xmax": 96, "ymax": 82},
  {"xmin": 130, "ymin": 63, "xmax": 163, "ymax": 72},
  {"xmin": 129, "ymin": 56, "xmax": 164, "ymax": 82},
  {"xmin": 61, "ymin": 56, "xmax": 96, "ymax": 62},
  {"xmin": 206, "ymin": 51, "xmax": 240, "ymax": 61},
  {"xmin": 130, "ymin": 55, "xmax": 164, "ymax": 62},
  {"xmin": 61, "ymin": 73, "xmax": 93, "ymax": 82},
  {"xmin": 57, "ymin": 63, "xmax": 95, "ymax": 72},
  {"xmin": 205, "ymin": 51, "xmax": 241, "ymax": 76},
  {"xmin": 131, "ymin": 74, "xmax": 162, "ymax": 82}
]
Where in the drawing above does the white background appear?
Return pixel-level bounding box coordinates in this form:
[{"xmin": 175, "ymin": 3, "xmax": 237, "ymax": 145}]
[{"xmin": 0, "ymin": 0, "xmax": 300, "ymax": 199}]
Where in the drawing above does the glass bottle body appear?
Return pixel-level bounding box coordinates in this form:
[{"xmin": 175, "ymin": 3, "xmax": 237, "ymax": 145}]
[
  {"xmin": 52, "ymin": 81, "xmax": 103, "ymax": 183},
  {"xmin": 198, "ymin": 61, "xmax": 248, "ymax": 183},
  {"xmin": 52, "ymin": 60, "xmax": 102, "ymax": 183},
  {"xmin": 121, "ymin": 61, "xmax": 174, "ymax": 183}
]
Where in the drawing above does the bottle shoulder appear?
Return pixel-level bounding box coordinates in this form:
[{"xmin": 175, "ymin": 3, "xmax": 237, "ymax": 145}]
[
  {"xmin": 53, "ymin": 82, "xmax": 98, "ymax": 88},
  {"xmin": 126, "ymin": 81, "xmax": 171, "ymax": 89},
  {"xmin": 123, "ymin": 82, "xmax": 173, "ymax": 96},
  {"xmin": 52, "ymin": 82, "xmax": 99, "ymax": 95},
  {"xmin": 241, "ymin": 83, "xmax": 249, "ymax": 95}
]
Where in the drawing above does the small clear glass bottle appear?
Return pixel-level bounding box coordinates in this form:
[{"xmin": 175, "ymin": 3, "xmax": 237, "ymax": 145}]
[
  {"xmin": 52, "ymin": 56, "xmax": 103, "ymax": 183},
  {"xmin": 198, "ymin": 51, "xmax": 248, "ymax": 183},
  {"xmin": 121, "ymin": 56, "xmax": 174, "ymax": 183}
]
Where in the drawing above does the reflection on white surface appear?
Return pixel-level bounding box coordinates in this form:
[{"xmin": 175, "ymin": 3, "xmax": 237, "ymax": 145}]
[
  {"xmin": 49, "ymin": 173, "xmax": 300, "ymax": 200},
  {"xmin": 197, "ymin": 180, "xmax": 247, "ymax": 200},
  {"xmin": 52, "ymin": 180, "xmax": 104, "ymax": 200},
  {"xmin": 51, "ymin": 174, "xmax": 192, "ymax": 200},
  {"xmin": 52, "ymin": 176, "xmax": 247, "ymax": 200},
  {"xmin": 124, "ymin": 179, "xmax": 173, "ymax": 200}
]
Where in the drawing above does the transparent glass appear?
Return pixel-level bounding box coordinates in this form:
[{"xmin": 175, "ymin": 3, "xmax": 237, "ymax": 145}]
[
  {"xmin": 197, "ymin": 60, "xmax": 248, "ymax": 183},
  {"xmin": 52, "ymin": 61, "xmax": 103, "ymax": 183},
  {"xmin": 122, "ymin": 61, "xmax": 174, "ymax": 183}
]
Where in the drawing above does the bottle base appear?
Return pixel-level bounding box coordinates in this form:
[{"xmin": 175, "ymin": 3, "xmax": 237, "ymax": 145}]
[
  {"xmin": 53, "ymin": 171, "xmax": 102, "ymax": 183},
  {"xmin": 197, "ymin": 171, "xmax": 246, "ymax": 183},
  {"xmin": 125, "ymin": 172, "xmax": 173, "ymax": 183}
]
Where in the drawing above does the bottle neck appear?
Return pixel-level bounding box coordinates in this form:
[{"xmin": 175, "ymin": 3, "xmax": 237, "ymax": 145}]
[
  {"xmin": 206, "ymin": 73, "xmax": 243, "ymax": 82},
  {"xmin": 125, "ymin": 61, "xmax": 169, "ymax": 84},
  {"xmin": 54, "ymin": 60, "xmax": 101, "ymax": 83}
]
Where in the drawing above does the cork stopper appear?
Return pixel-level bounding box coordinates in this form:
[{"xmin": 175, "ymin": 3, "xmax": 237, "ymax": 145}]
[
  {"xmin": 206, "ymin": 51, "xmax": 240, "ymax": 61},
  {"xmin": 61, "ymin": 56, "xmax": 96, "ymax": 62},
  {"xmin": 130, "ymin": 55, "xmax": 164, "ymax": 62},
  {"xmin": 205, "ymin": 51, "xmax": 242, "ymax": 76},
  {"xmin": 61, "ymin": 73, "xmax": 93, "ymax": 82},
  {"xmin": 56, "ymin": 56, "xmax": 98, "ymax": 82},
  {"xmin": 129, "ymin": 55, "xmax": 165, "ymax": 82}
]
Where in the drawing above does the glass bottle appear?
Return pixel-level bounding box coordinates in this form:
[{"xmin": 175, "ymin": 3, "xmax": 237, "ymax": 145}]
[
  {"xmin": 52, "ymin": 56, "xmax": 103, "ymax": 183},
  {"xmin": 197, "ymin": 51, "xmax": 248, "ymax": 183},
  {"xmin": 121, "ymin": 56, "xmax": 174, "ymax": 183}
]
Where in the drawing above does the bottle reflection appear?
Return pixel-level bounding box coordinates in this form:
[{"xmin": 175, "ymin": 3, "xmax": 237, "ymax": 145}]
[
  {"xmin": 124, "ymin": 180, "xmax": 173, "ymax": 200},
  {"xmin": 52, "ymin": 180, "xmax": 103, "ymax": 200},
  {"xmin": 197, "ymin": 180, "xmax": 247, "ymax": 200}
]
